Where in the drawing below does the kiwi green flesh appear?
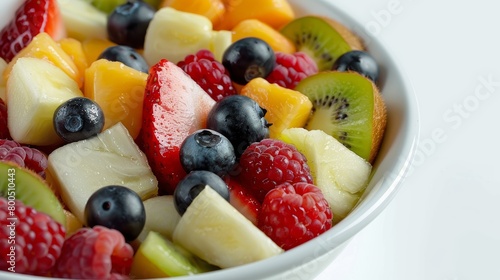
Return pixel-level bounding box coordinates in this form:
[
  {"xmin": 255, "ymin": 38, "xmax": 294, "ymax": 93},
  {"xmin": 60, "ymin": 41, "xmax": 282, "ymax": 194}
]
[
  {"xmin": 0, "ymin": 161, "xmax": 66, "ymax": 225},
  {"xmin": 280, "ymin": 16, "xmax": 352, "ymax": 71},
  {"xmin": 295, "ymin": 71, "xmax": 374, "ymax": 161},
  {"xmin": 140, "ymin": 231, "xmax": 217, "ymax": 276}
]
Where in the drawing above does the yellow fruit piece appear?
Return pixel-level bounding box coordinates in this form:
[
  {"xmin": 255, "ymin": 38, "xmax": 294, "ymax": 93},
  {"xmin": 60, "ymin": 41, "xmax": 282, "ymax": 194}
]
[
  {"xmin": 63, "ymin": 209, "xmax": 83, "ymax": 237},
  {"xmin": 161, "ymin": 0, "xmax": 226, "ymax": 27},
  {"xmin": 82, "ymin": 38, "xmax": 116, "ymax": 64},
  {"xmin": 84, "ymin": 59, "xmax": 148, "ymax": 139},
  {"xmin": 241, "ymin": 78, "xmax": 312, "ymax": 138},
  {"xmin": 232, "ymin": 19, "xmax": 295, "ymax": 54},
  {"xmin": 3, "ymin": 33, "xmax": 82, "ymax": 88},
  {"xmin": 58, "ymin": 38, "xmax": 89, "ymax": 88},
  {"xmin": 216, "ymin": 0, "xmax": 295, "ymax": 30}
]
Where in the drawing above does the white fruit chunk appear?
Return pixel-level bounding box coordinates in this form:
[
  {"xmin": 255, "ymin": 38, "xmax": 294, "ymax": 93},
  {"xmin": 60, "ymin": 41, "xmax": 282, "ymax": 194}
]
[
  {"xmin": 7, "ymin": 57, "xmax": 83, "ymax": 146},
  {"xmin": 137, "ymin": 195, "xmax": 181, "ymax": 243},
  {"xmin": 144, "ymin": 7, "xmax": 214, "ymax": 65},
  {"xmin": 48, "ymin": 122, "xmax": 158, "ymax": 223},
  {"xmin": 173, "ymin": 186, "xmax": 283, "ymax": 268},
  {"xmin": 209, "ymin": 30, "xmax": 232, "ymax": 62},
  {"xmin": 279, "ymin": 128, "xmax": 372, "ymax": 224},
  {"xmin": 57, "ymin": 0, "xmax": 108, "ymax": 41}
]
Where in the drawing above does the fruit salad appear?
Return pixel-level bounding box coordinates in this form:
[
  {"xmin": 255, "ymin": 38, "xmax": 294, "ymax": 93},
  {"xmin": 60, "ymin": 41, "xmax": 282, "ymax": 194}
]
[{"xmin": 0, "ymin": 0, "xmax": 388, "ymax": 278}]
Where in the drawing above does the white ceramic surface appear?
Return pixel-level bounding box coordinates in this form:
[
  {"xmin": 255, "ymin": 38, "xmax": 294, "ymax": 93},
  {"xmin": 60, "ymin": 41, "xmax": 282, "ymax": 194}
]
[{"xmin": 0, "ymin": 0, "xmax": 419, "ymax": 279}]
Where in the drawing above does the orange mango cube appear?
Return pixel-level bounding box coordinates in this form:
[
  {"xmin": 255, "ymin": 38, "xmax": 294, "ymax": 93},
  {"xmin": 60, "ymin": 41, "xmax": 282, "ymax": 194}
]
[
  {"xmin": 232, "ymin": 19, "xmax": 296, "ymax": 54},
  {"xmin": 241, "ymin": 78, "xmax": 312, "ymax": 138},
  {"xmin": 82, "ymin": 38, "xmax": 116, "ymax": 64},
  {"xmin": 216, "ymin": 0, "xmax": 295, "ymax": 30},
  {"xmin": 84, "ymin": 59, "xmax": 148, "ymax": 139},
  {"xmin": 58, "ymin": 38, "xmax": 89, "ymax": 88},
  {"xmin": 161, "ymin": 0, "xmax": 226, "ymax": 27},
  {"xmin": 3, "ymin": 33, "xmax": 82, "ymax": 88}
]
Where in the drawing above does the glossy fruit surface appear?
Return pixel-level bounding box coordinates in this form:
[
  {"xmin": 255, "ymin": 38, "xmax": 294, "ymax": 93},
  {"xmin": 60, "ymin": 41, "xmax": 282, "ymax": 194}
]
[
  {"xmin": 222, "ymin": 37, "xmax": 276, "ymax": 85},
  {"xmin": 240, "ymin": 77, "xmax": 312, "ymax": 138},
  {"xmin": 180, "ymin": 129, "xmax": 236, "ymax": 176},
  {"xmin": 0, "ymin": 0, "xmax": 64, "ymax": 62},
  {"xmin": 52, "ymin": 226, "xmax": 134, "ymax": 278},
  {"xmin": 84, "ymin": 185, "xmax": 146, "ymax": 242},
  {"xmin": 53, "ymin": 97, "xmax": 105, "ymax": 143},
  {"xmin": 177, "ymin": 49, "xmax": 236, "ymax": 101},
  {"xmin": 237, "ymin": 138, "xmax": 313, "ymax": 202},
  {"xmin": 206, "ymin": 95, "xmax": 270, "ymax": 158},
  {"xmin": 0, "ymin": 198, "xmax": 65, "ymax": 275},
  {"xmin": 98, "ymin": 45, "xmax": 149, "ymax": 73},
  {"xmin": 139, "ymin": 59, "xmax": 215, "ymax": 194},
  {"xmin": 107, "ymin": 0, "xmax": 155, "ymax": 48},
  {"xmin": 258, "ymin": 182, "xmax": 332, "ymax": 250},
  {"xmin": 333, "ymin": 50, "xmax": 379, "ymax": 82},
  {"xmin": 174, "ymin": 170, "xmax": 229, "ymax": 216}
]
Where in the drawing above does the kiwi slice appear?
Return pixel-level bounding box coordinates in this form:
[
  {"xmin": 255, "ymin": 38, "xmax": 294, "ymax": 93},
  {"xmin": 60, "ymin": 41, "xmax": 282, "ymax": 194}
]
[
  {"xmin": 0, "ymin": 161, "xmax": 66, "ymax": 225},
  {"xmin": 130, "ymin": 231, "xmax": 217, "ymax": 278},
  {"xmin": 280, "ymin": 16, "xmax": 357, "ymax": 71},
  {"xmin": 295, "ymin": 71, "xmax": 387, "ymax": 163}
]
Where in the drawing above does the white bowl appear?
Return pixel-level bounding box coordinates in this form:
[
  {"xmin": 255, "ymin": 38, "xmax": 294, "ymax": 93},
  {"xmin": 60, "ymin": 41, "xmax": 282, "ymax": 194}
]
[{"xmin": 0, "ymin": 0, "xmax": 419, "ymax": 279}]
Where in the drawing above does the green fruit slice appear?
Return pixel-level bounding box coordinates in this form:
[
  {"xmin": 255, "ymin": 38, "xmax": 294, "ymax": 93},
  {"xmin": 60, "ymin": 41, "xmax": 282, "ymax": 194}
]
[
  {"xmin": 0, "ymin": 161, "xmax": 65, "ymax": 225},
  {"xmin": 90, "ymin": 0, "xmax": 126, "ymax": 14},
  {"xmin": 280, "ymin": 16, "xmax": 353, "ymax": 71},
  {"xmin": 296, "ymin": 71, "xmax": 385, "ymax": 162},
  {"xmin": 131, "ymin": 231, "xmax": 215, "ymax": 278}
]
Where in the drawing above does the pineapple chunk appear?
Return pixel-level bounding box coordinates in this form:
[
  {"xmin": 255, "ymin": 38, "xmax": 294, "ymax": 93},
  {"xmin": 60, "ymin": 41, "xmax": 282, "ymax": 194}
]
[
  {"xmin": 47, "ymin": 123, "xmax": 158, "ymax": 223},
  {"xmin": 173, "ymin": 186, "xmax": 283, "ymax": 268},
  {"xmin": 279, "ymin": 128, "xmax": 372, "ymax": 224},
  {"xmin": 7, "ymin": 57, "xmax": 83, "ymax": 146},
  {"xmin": 4, "ymin": 33, "xmax": 82, "ymax": 88}
]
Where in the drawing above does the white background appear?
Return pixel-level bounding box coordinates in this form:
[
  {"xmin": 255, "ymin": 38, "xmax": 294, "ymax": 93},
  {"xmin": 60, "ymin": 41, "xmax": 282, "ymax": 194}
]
[{"xmin": 316, "ymin": 0, "xmax": 500, "ymax": 279}]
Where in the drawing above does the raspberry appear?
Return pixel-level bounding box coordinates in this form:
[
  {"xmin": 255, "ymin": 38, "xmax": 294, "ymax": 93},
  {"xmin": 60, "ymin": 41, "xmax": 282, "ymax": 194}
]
[
  {"xmin": 0, "ymin": 139, "xmax": 48, "ymax": 178},
  {"xmin": 52, "ymin": 226, "xmax": 134, "ymax": 279},
  {"xmin": 237, "ymin": 138, "xmax": 313, "ymax": 202},
  {"xmin": 258, "ymin": 182, "xmax": 333, "ymax": 250},
  {"xmin": 266, "ymin": 52, "xmax": 318, "ymax": 89},
  {"xmin": 0, "ymin": 198, "xmax": 65, "ymax": 275},
  {"xmin": 0, "ymin": 99, "xmax": 10, "ymax": 139},
  {"xmin": 178, "ymin": 49, "xmax": 236, "ymax": 101}
]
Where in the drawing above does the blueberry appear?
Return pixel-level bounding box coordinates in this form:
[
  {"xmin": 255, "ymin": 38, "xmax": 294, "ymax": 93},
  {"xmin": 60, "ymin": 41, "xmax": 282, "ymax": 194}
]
[
  {"xmin": 53, "ymin": 97, "xmax": 105, "ymax": 143},
  {"xmin": 206, "ymin": 95, "xmax": 270, "ymax": 158},
  {"xmin": 84, "ymin": 185, "xmax": 145, "ymax": 242},
  {"xmin": 180, "ymin": 129, "xmax": 236, "ymax": 176},
  {"xmin": 222, "ymin": 37, "xmax": 276, "ymax": 85},
  {"xmin": 332, "ymin": 50, "xmax": 379, "ymax": 82},
  {"xmin": 107, "ymin": 0, "xmax": 155, "ymax": 48},
  {"xmin": 98, "ymin": 45, "xmax": 149, "ymax": 73},
  {"xmin": 174, "ymin": 171, "xmax": 229, "ymax": 215}
]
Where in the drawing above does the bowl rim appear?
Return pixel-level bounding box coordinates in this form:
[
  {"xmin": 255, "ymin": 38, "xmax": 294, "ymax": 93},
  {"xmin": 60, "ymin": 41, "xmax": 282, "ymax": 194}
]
[{"xmin": 0, "ymin": 0, "xmax": 420, "ymax": 279}]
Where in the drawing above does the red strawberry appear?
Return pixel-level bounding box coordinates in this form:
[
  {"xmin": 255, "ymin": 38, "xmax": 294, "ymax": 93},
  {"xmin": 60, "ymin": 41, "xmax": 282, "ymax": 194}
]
[
  {"xmin": 225, "ymin": 176, "xmax": 261, "ymax": 225},
  {"xmin": 139, "ymin": 59, "xmax": 216, "ymax": 194},
  {"xmin": 0, "ymin": 0, "xmax": 65, "ymax": 62}
]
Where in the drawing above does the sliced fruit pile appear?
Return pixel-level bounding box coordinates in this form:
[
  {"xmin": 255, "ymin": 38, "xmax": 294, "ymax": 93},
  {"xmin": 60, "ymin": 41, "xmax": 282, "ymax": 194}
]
[{"xmin": 0, "ymin": 0, "xmax": 388, "ymax": 278}]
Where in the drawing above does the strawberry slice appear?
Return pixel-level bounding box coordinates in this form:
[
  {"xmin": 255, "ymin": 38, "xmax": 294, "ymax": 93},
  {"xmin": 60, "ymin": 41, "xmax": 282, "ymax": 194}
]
[
  {"xmin": 139, "ymin": 59, "xmax": 216, "ymax": 194},
  {"xmin": 0, "ymin": 0, "xmax": 65, "ymax": 62},
  {"xmin": 225, "ymin": 176, "xmax": 261, "ymax": 225}
]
